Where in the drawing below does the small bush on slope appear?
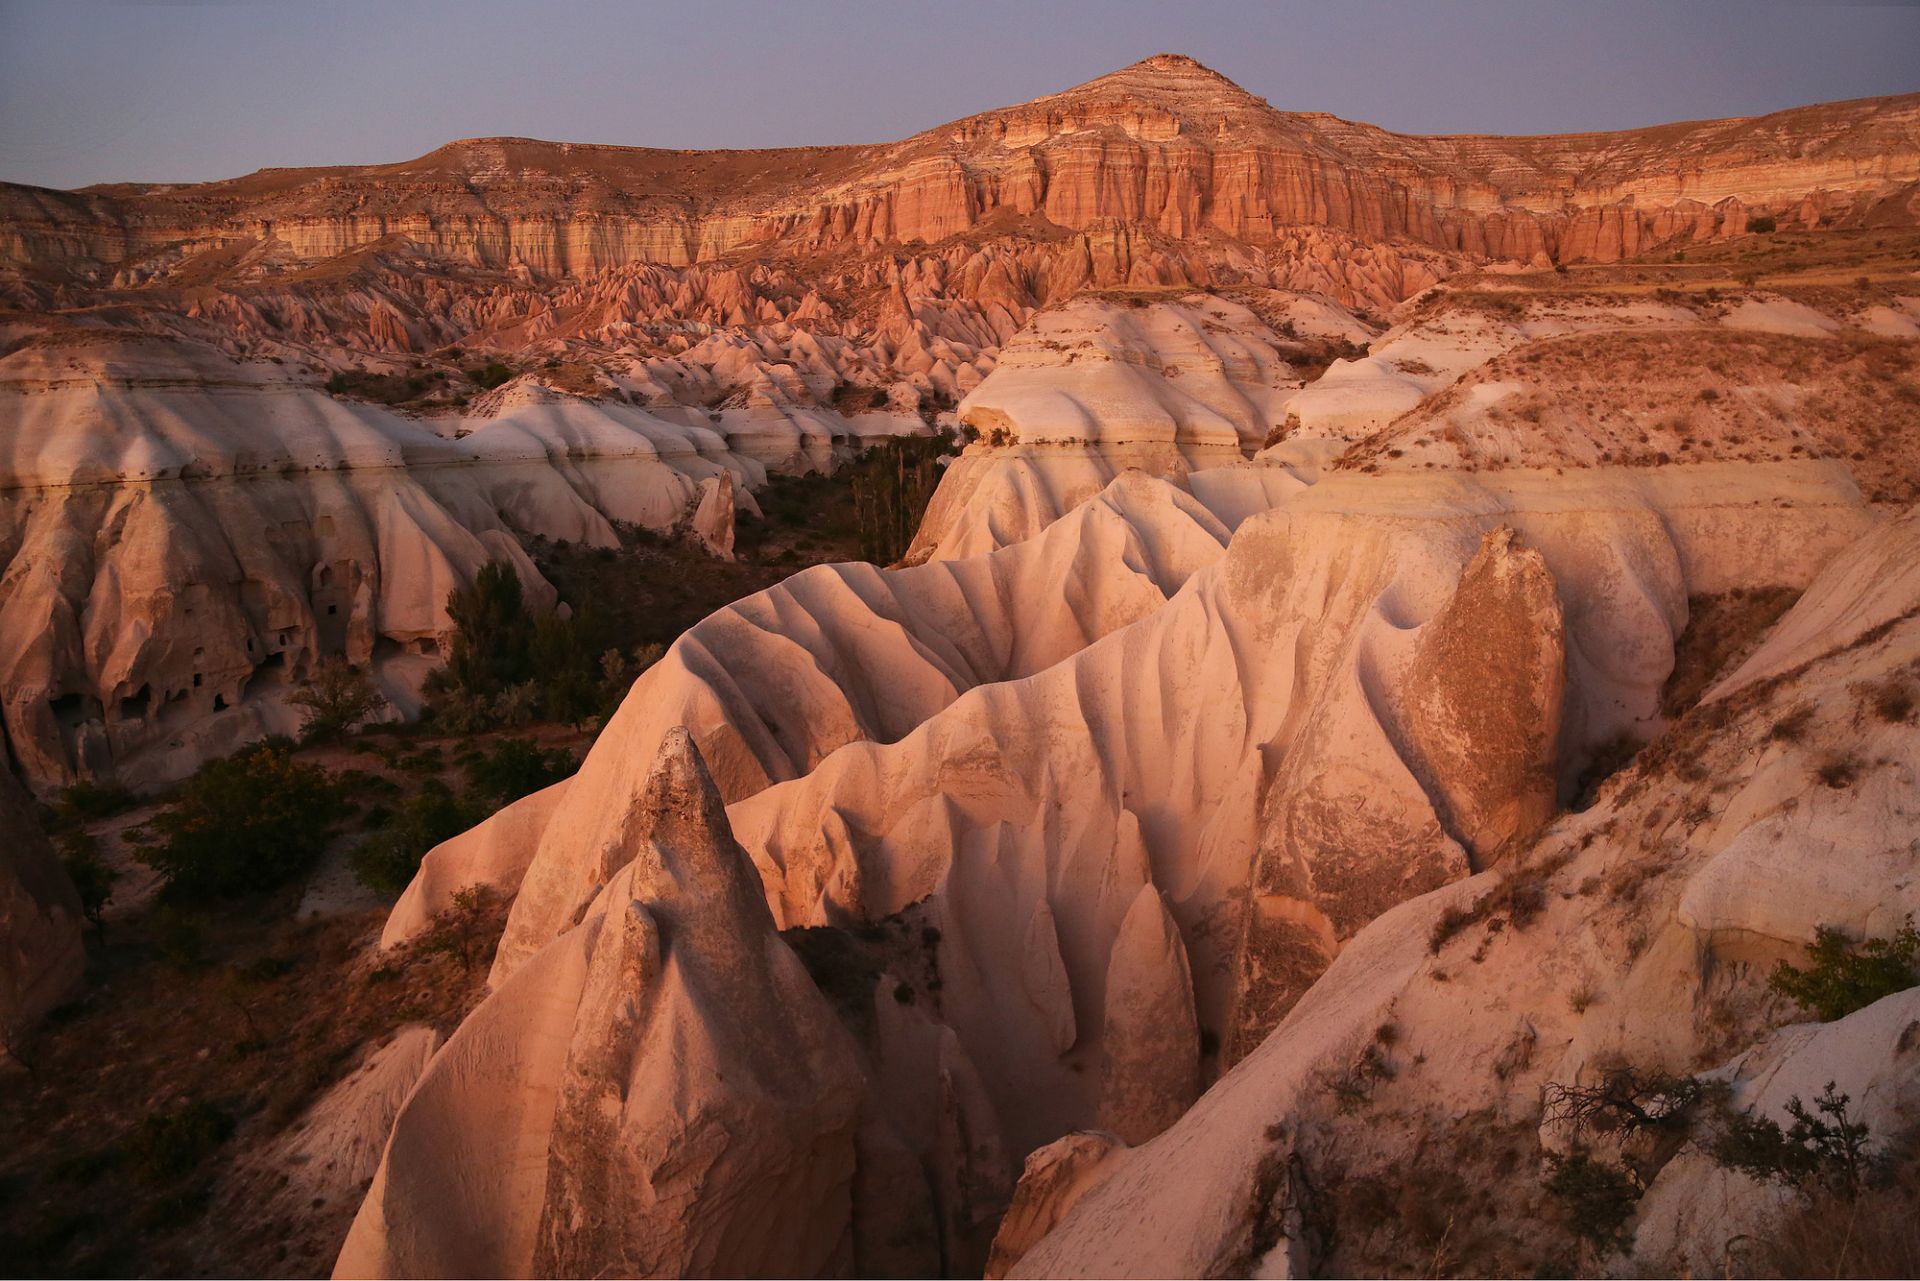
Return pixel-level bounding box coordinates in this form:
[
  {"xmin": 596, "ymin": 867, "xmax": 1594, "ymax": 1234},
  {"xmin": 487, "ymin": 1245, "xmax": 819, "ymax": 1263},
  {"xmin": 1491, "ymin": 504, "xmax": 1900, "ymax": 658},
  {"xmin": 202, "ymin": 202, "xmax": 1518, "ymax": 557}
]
[
  {"xmin": 1542, "ymin": 1150, "xmax": 1640, "ymax": 1255},
  {"xmin": 1769, "ymin": 917, "xmax": 1920, "ymax": 1021},
  {"xmin": 140, "ymin": 745, "xmax": 346, "ymax": 897},
  {"xmin": 1710, "ymin": 1081, "xmax": 1873, "ymax": 1194},
  {"xmin": 349, "ymin": 779, "xmax": 485, "ymax": 895},
  {"xmin": 463, "ymin": 737, "xmax": 575, "ymax": 806}
]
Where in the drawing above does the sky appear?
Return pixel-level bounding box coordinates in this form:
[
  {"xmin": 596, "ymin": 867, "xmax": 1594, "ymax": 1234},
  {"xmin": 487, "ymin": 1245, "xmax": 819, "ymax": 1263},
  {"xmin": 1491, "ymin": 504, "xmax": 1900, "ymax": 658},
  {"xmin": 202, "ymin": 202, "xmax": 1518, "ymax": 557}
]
[{"xmin": 2, "ymin": 0, "xmax": 1917, "ymax": 190}]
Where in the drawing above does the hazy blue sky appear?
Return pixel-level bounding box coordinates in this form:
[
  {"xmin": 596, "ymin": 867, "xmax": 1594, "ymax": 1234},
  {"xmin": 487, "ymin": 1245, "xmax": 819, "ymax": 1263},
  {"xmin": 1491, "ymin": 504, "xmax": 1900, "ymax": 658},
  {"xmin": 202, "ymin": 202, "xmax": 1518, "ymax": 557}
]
[{"xmin": 2, "ymin": 0, "xmax": 1916, "ymax": 190}]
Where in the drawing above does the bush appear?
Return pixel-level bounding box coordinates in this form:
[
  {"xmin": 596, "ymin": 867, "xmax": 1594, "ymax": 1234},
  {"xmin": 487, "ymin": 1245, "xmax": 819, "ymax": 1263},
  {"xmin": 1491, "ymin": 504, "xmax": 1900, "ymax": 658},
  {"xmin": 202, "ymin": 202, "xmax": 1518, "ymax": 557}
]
[
  {"xmin": 55, "ymin": 779, "xmax": 136, "ymax": 824},
  {"xmin": 349, "ymin": 780, "xmax": 485, "ymax": 895},
  {"xmin": 465, "ymin": 361, "xmax": 513, "ymax": 390},
  {"xmin": 1710, "ymin": 1083, "xmax": 1872, "ymax": 1194},
  {"xmin": 140, "ymin": 745, "xmax": 346, "ymax": 897},
  {"xmin": 1544, "ymin": 1068, "xmax": 1715, "ymax": 1137},
  {"xmin": 128, "ymin": 1100, "xmax": 234, "ymax": 1182},
  {"xmin": 57, "ymin": 830, "xmax": 116, "ymax": 940},
  {"xmin": 1748, "ymin": 213, "xmax": 1778, "ymax": 234},
  {"xmin": 464, "ymin": 738, "xmax": 575, "ymax": 806},
  {"xmin": 1542, "ymin": 1149, "xmax": 1640, "ymax": 1254},
  {"xmin": 1769, "ymin": 918, "xmax": 1919, "ymax": 1021},
  {"xmin": 289, "ymin": 656, "xmax": 386, "ymax": 742}
]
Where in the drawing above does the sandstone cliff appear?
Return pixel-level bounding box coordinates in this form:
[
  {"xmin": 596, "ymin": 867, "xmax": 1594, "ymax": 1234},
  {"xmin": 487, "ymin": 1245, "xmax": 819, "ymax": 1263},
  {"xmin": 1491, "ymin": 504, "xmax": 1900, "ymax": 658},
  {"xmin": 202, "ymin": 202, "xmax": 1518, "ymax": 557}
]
[{"xmin": 8, "ymin": 55, "xmax": 1915, "ymax": 289}]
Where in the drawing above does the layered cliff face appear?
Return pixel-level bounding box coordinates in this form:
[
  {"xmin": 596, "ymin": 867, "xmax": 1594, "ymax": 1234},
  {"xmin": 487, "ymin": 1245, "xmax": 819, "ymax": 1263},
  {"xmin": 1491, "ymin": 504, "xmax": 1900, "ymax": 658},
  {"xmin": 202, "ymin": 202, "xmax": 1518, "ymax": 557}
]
[
  {"xmin": 7, "ymin": 55, "xmax": 1916, "ymax": 290},
  {"xmin": 0, "ymin": 331, "xmax": 815, "ymax": 791}
]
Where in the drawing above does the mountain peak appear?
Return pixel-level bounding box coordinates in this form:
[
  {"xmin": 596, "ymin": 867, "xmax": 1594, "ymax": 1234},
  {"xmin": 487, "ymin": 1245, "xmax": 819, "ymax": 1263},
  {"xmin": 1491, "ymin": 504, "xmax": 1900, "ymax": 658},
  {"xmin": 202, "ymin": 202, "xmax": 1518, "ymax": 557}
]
[{"xmin": 1022, "ymin": 51, "xmax": 1271, "ymax": 123}]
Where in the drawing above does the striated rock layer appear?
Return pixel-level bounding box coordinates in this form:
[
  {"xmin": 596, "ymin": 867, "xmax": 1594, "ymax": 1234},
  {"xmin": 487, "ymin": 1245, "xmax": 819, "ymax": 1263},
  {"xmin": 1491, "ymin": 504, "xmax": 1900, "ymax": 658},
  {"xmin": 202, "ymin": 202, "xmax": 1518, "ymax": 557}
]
[{"xmin": 8, "ymin": 56, "xmax": 1916, "ymax": 289}]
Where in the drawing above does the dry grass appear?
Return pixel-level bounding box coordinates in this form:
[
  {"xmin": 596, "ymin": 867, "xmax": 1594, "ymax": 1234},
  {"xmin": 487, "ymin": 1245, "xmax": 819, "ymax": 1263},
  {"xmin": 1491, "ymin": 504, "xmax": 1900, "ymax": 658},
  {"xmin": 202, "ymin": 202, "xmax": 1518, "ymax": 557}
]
[{"xmin": 1661, "ymin": 588, "xmax": 1803, "ymax": 718}]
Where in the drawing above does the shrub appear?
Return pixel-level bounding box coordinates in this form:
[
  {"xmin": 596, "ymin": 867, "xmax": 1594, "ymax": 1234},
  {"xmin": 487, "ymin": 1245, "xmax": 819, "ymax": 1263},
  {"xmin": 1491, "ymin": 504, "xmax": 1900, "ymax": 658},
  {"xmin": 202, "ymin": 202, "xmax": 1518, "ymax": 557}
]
[
  {"xmin": 411, "ymin": 885, "xmax": 500, "ymax": 970},
  {"xmin": 349, "ymin": 780, "xmax": 485, "ymax": 895},
  {"xmin": 140, "ymin": 745, "xmax": 345, "ymax": 897},
  {"xmin": 1814, "ymin": 753, "xmax": 1862, "ymax": 789},
  {"xmin": 289, "ymin": 655, "xmax": 386, "ymax": 742},
  {"xmin": 464, "ymin": 738, "xmax": 574, "ymax": 806},
  {"xmin": 1769, "ymin": 918, "xmax": 1919, "ymax": 1021},
  {"xmin": 1545, "ymin": 1068, "xmax": 1716, "ymax": 1137},
  {"xmin": 1542, "ymin": 1149, "xmax": 1640, "ymax": 1254},
  {"xmin": 1710, "ymin": 1082, "xmax": 1872, "ymax": 1194},
  {"xmin": 1867, "ymin": 677, "xmax": 1915, "ymax": 724},
  {"xmin": 1769, "ymin": 705, "xmax": 1815, "ymax": 743},
  {"xmin": 128, "ymin": 1100, "xmax": 234, "ymax": 1182},
  {"xmin": 1748, "ymin": 214, "xmax": 1778, "ymax": 234},
  {"xmin": 465, "ymin": 361, "xmax": 513, "ymax": 390},
  {"xmin": 57, "ymin": 830, "xmax": 116, "ymax": 940},
  {"xmin": 55, "ymin": 779, "xmax": 137, "ymax": 824}
]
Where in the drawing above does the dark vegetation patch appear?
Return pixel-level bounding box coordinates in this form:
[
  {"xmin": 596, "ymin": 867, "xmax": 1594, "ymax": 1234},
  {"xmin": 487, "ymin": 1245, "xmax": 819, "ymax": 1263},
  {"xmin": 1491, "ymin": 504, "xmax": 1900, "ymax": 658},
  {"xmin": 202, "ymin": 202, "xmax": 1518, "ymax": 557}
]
[
  {"xmin": 1426, "ymin": 848, "xmax": 1572, "ymax": 955},
  {"xmin": 0, "ymin": 884, "xmax": 505, "ymax": 1277},
  {"xmin": 782, "ymin": 904, "xmax": 944, "ymax": 1044},
  {"xmin": 1768, "ymin": 916, "xmax": 1919, "ymax": 1022}
]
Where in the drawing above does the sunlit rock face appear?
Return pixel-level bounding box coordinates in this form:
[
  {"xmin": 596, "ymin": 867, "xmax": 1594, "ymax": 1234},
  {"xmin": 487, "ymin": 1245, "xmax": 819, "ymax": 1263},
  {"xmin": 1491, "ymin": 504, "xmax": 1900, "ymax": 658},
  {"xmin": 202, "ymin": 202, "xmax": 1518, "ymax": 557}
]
[
  {"xmin": 335, "ymin": 731, "xmax": 865, "ymax": 1280},
  {"xmin": 6, "ymin": 55, "xmax": 1913, "ymax": 792},
  {"xmin": 8, "ymin": 54, "xmax": 1915, "ymax": 295},
  {"xmin": 330, "ymin": 233, "xmax": 1918, "ymax": 1276},
  {"xmin": 8, "ymin": 50, "xmax": 1920, "ymax": 1279}
]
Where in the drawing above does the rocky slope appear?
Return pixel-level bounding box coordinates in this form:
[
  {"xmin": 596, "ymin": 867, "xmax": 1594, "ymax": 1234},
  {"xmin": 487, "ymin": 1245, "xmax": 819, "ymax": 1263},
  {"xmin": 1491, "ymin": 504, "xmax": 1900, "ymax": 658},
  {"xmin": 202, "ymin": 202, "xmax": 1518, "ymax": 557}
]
[
  {"xmin": 3, "ymin": 54, "xmax": 1918, "ymax": 1280},
  {"xmin": 1000, "ymin": 506, "xmax": 1920, "ymax": 1279},
  {"xmin": 313, "ymin": 228, "xmax": 1920, "ymax": 1273},
  {"xmin": 0, "ymin": 763, "xmax": 83, "ymax": 1044}
]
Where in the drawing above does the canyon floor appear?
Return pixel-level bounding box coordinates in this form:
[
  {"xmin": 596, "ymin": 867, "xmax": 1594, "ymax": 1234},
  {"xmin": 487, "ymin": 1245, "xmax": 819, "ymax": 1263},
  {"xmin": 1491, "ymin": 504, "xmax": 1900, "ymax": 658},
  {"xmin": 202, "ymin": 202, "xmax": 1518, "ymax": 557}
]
[{"xmin": 3, "ymin": 53, "xmax": 1920, "ymax": 1281}]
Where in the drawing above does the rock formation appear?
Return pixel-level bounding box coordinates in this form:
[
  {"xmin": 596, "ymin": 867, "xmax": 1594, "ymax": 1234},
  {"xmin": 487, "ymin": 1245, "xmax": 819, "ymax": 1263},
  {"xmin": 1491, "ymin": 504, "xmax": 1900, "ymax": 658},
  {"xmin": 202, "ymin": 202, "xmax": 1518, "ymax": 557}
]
[
  {"xmin": 998, "ymin": 505, "xmax": 1920, "ymax": 1278},
  {"xmin": 8, "ymin": 56, "xmax": 1915, "ymax": 294},
  {"xmin": 6, "ymin": 57, "xmax": 1914, "ymax": 791},
  {"xmin": 335, "ymin": 731, "xmax": 864, "ymax": 1279},
  {"xmin": 7, "ymin": 55, "xmax": 1919, "ymax": 1278}
]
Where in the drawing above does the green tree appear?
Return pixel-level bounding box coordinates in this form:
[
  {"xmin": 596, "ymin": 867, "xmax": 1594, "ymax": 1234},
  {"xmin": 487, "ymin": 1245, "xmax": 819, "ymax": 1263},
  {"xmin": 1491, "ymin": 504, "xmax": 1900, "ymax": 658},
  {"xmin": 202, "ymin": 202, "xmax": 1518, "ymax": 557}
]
[
  {"xmin": 529, "ymin": 608, "xmax": 606, "ymax": 728},
  {"xmin": 141, "ymin": 744, "xmax": 345, "ymax": 897},
  {"xmin": 289, "ymin": 655, "xmax": 386, "ymax": 742},
  {"xmin": 1770, "ymin": 918, "xmax": 1919, "ymax": 1021},
  {"xmin": 349, "ymin": 780, "xmax": 485, "ymax": 895},
  {"xmin": 465, "ymin": 739, "xmax": 575, "ymax": 806},
  {"xmin": 849, "ymin": 430, "xmax": 957, "ymax": 564},
  {"xmin": 439, "ymin": 561, "xmax": 534, "ymax": 698}
]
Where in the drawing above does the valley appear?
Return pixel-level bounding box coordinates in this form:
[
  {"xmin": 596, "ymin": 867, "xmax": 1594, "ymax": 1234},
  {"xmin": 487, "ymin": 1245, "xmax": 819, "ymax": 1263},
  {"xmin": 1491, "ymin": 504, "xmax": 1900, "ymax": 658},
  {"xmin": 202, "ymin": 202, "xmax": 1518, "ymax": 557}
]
[{"xmin": 2, "ymin": 48, "xmax": 1918, "ymax": 1281}]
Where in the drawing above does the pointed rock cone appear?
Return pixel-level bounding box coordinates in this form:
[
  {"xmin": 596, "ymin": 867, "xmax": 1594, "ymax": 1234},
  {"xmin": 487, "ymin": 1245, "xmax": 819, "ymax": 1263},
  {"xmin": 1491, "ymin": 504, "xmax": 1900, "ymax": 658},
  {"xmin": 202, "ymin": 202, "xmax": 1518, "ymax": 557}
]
[
  {"xmin": 337, "ymin": 731, "xmax": 865, "ymax": 1280},
  {"xmin": 1097, "ymin": 883, "xmax": 1201, "ymax": 1144},
  {"xmin": 690, "ymin": 471, "xmax": 737, "ymax": 561}
]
